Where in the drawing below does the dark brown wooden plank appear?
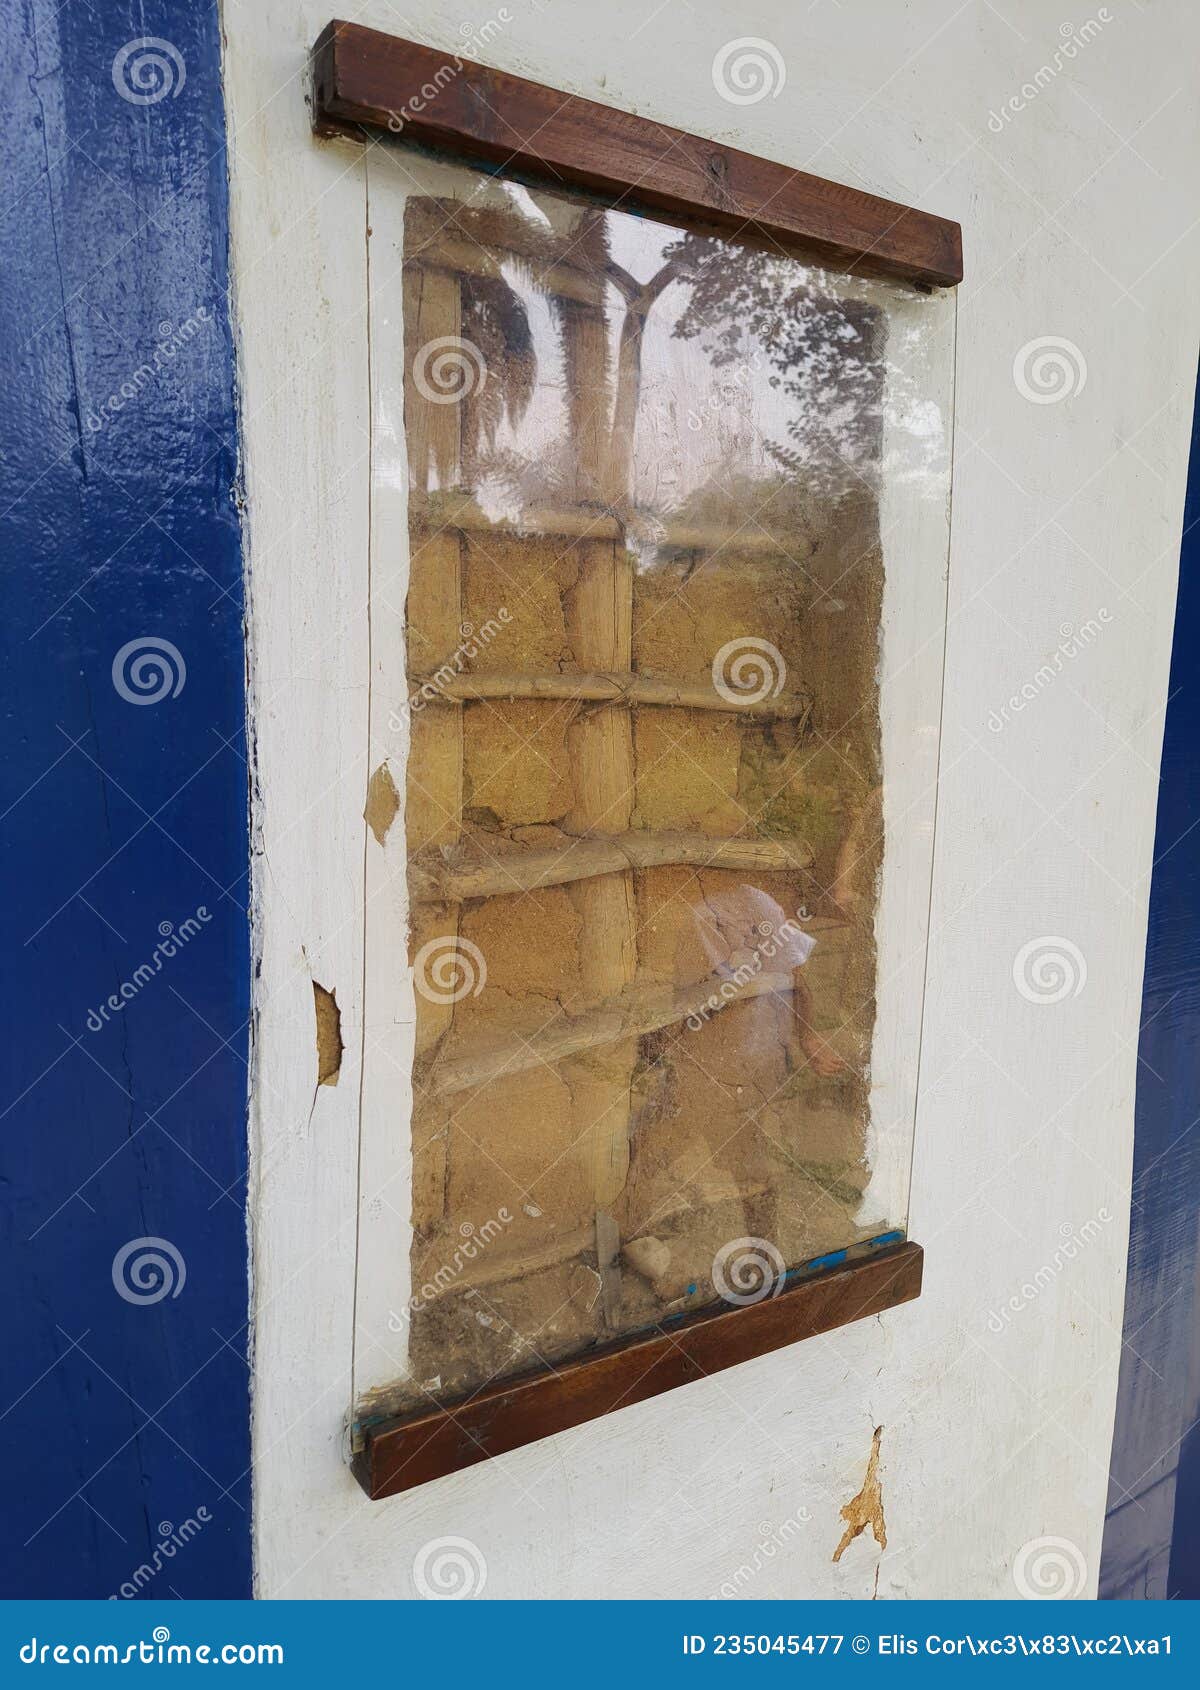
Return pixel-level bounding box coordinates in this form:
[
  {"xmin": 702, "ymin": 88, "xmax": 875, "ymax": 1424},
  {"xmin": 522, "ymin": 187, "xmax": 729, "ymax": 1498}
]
[
  {"xmin": 311, "ymin": 22, "xmax": 961, "ymax": 287},
  {"xmin": 353, "ymin": 1240, "xmax": 923, "ymax": 1499}
]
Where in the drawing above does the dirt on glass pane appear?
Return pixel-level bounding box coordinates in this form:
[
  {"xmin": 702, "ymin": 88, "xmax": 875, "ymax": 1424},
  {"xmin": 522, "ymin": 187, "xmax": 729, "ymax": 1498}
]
[{"xmin": 394, "ymin": 171, "xmax": 923, "ymax": 1410}]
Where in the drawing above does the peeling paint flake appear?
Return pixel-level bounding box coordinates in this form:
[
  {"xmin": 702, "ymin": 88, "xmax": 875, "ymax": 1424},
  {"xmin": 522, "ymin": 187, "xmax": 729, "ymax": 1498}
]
[
  {"xmin": 313, "ymin": 981, "xmax": 343, "ymax": 1086},
  {"xmin": 364, "ymin": 761, "xmax": 400, "ymax": 845},
  {"xmin": 833, "ymin": 1425, "xmax": 886, "ymax": 1562}
]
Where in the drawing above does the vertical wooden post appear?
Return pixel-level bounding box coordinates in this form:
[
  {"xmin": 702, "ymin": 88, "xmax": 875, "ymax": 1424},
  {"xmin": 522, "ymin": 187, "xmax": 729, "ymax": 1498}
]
[
  {"xmin": 560, "ymin": 275, "xmax": 642, "ymax": 1329},
  {"xmin": 404, "ymin": 266, "xmax": 464, "ymax": 1224},
  {"xmin": 563, "ymin": 542, "xmax": 638, "ymax": 1324}
]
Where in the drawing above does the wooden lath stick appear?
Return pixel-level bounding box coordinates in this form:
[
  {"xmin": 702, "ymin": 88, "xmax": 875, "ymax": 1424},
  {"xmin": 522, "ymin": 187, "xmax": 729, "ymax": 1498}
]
[
  {"xmin": 410, "ymin": 669, "xmax": 812, "ymax": 721},
  {"xmin": 409, "ymin": 492, "xmax": 812, "ymax": 555},
  {"xmin": 425, "ymin": 967, "xmax": 797, "ymax": 1097},
  {"xmin": 408, "ymin": 830, "xmax": 815, "ymax": 901}
]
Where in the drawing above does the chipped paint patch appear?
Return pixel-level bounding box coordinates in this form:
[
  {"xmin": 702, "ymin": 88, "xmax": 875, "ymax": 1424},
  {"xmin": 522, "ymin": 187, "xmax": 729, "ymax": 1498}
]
[
  {"xmin": 364, "ymin": 761, "xmax": 400, "ymax": 845},
  {"xmin": 313, "ymin": 982, "xmax": 343, "ymax": 1086},
  {"xmin": 833, "ymin": 1425, "xmax": 886, "ymax": 1562}
]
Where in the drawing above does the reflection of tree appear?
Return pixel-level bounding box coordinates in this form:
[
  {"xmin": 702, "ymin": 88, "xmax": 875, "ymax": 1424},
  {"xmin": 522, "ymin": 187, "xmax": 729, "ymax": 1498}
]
[
  {"xmin": 664, "ymin": 234, "xmax": 884, "ymax": 498},
  {"xmin": 412, "ymin": 197, "xmax": 894, "ymax": 519}
]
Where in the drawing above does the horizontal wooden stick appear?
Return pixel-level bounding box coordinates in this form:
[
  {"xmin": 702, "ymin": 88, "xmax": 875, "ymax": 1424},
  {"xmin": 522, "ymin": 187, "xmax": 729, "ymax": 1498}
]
[
  {"xmin": 412, "ymin": 670, "xmax": 812, "ymax": 721},
  {"xmin": 410, "ymin": 491, "xmax": 808, "ymax": 555},
  {"xmin": 425, "ymin": 967, "xmax": 796, "ymax": 1097},
  {"xmin": 313, "ymin": 20, "xmax": 962, "ymax": 286},
  {"xmin": 409, "ymin": 830, "xmax": 814, "ymax": 901}
]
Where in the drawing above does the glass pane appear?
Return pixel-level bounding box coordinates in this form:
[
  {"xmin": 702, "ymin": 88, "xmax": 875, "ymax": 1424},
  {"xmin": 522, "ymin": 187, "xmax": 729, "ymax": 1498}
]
[{"xmin": 365, "ymin": 154, "xmax": 953, "ymax": 1417}]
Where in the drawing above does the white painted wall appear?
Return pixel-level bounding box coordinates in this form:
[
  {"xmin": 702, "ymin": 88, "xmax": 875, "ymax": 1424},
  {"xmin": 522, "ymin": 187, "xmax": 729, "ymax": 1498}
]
[{"xmin": 225, "ymin": 0, "xmax": 1200, "ymax": 1599}]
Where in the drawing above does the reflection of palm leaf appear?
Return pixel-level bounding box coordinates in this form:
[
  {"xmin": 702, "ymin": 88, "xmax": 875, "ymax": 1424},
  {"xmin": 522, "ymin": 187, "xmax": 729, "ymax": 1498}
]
[
  {"xmin": 547, "ymin": 209, "xmax": 612, "ymax": 496},
  {"xmin": 460, "ymin": 273, "xmax": 535, "ymax": 463}
]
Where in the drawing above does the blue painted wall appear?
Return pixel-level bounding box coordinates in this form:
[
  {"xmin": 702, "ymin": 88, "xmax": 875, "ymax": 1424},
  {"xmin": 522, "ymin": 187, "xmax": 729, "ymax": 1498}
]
[
  {"xmin": 1100, "ymin": 366, "xmax": 1200, "ymax": 1600},
  {"xmin": 0, "ymin": 0, "xmax": 252, "ymax": 1597}
]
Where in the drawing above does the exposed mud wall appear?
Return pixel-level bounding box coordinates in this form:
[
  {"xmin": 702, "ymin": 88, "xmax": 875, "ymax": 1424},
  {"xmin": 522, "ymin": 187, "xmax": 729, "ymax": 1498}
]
[{"xmin": 397, "ymin": 190, "xmax": 887, "ymax": 1407}]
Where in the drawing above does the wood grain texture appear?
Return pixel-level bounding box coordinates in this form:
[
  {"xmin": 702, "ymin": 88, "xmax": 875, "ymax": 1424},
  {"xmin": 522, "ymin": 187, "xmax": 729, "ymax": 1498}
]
[
  {"xmin": 353, "ymin": 1241, "xmax": 924, "ymax": 1498},
  {"xmin": 311, "ymin": 20, "xmax": 962, "ymax": 287}
]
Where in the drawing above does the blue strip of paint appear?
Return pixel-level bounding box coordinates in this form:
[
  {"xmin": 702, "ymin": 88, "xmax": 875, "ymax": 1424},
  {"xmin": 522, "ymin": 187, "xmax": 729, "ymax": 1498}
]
[
  {"xmin": 1100, "ymin": 361, "xmax": 1200, "ymax": 1599},
  {"xmin": 0, "ymin": 1, "xmax": 251, "ymax": 1596}
]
